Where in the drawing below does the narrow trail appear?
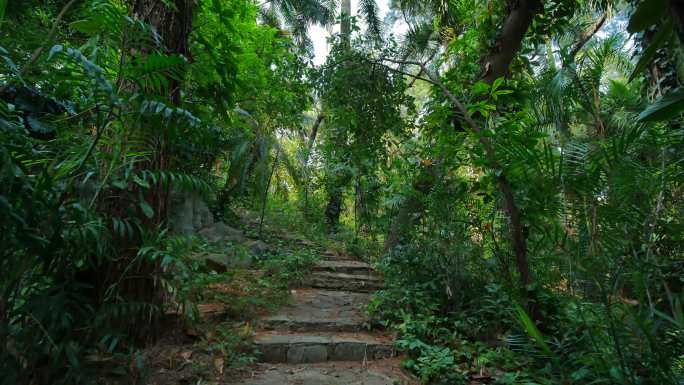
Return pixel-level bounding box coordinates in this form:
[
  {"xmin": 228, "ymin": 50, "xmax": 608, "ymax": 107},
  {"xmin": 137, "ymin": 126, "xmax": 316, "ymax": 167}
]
[{"xmin": 229, "ymin": 249, "xmax": 414, "ymax": 385}]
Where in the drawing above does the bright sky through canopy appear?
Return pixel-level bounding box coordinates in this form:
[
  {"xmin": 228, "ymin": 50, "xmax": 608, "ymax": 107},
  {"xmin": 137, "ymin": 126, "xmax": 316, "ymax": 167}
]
[{"xmin": 309, "ymin": 0, "xmax": 408, "ymax": 66}]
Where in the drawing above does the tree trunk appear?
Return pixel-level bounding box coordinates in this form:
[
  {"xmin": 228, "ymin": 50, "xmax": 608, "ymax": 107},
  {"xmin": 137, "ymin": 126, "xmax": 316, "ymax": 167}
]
[
  {"xmin": 322, "ymin": 0, "xmax": 352, "ymax": 228},
  {"xmin": 131, "ymin": 0, "xmax": 193, "ymax": 224},
  {"xmin": 325, "ymin": 190, "xmax": 343, "ymax": 230},
  {"xmin": 480, "ymin": 0, "xmax": 542, "ymax": 84},
  {"xmin": 340, "ymin": 0, "xmax": 351, "ymax": 44},
  {"xmin": 470, "ymin": 0, "xmax": 542, "ymax": 291},
  {"xmin": 120, "ymin": 0, "xmax": 194, "ymax": 341},
  {"xmin": 131, "ymin": 0, "xmax": 193, "ymax": 59}
]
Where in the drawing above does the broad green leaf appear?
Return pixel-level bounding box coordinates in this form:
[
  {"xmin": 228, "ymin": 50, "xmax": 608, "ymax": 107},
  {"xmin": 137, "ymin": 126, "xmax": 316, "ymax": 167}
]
[
  {"xmin": 628, "ymin": 21, "xmax": 673, "ymax": 82},
  {"xmin": 491, "ymin": 76, "xmax": 504, "ymax": 92},
  {"xmin": 70, "ymin": 19, "xmax": 101, "ymax": 35},
  {"xmin": 472, "ymin": 81, "xmax": 490, "ymax": 95},
  {"xmin": 139, "ymin": 200, "xmax": 154, "ymax": 219},
  {"xmin": 653, "ymin": 308, "xmax": 683, "ymax": 328},
  {"xmin": 627, "ymin": 0, "xmax": 666, "ymax": 33},
  {"xmin": 638, "ymin": 89, "xmax": 684, "ymax": 121}
]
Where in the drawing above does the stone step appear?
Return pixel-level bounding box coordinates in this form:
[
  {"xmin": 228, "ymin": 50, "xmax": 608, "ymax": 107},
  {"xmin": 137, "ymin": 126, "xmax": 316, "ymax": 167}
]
[
  {"xmin": 258, "ymin": 289, "xmax": 370, "ymax": 332},
  {"xmin": 308, "ymin": 272, "xmax": 384, "ymax": 293},
  {"xmin": 225, "ymin": 360, "xmax": 417, "ymax": 385},
  {"xmin": 322, "ymin": 253, "xmax": 354, "ymax": 261},
  {"xmin": 313, "ymin": 260, "xmax": 373, "ymax": 275},
  {"xmin": 254, "ymin": 331, "xmax": 394, "ymax": 363}
]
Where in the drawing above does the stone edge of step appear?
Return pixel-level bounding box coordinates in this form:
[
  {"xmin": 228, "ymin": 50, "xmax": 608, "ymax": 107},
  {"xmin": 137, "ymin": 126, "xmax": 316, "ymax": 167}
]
[
  {"xmin": 257, "ymin": 317, "xmax": 365, "ymax": 332},
  {"xmin": 254, "ymin": 331, "xmax": 395, "ymax": 363}
]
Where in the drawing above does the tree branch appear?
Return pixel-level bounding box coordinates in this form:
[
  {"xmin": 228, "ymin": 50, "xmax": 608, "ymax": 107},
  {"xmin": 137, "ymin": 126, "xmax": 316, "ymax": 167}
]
[
  {"xmin": 367, "ymin": 58, "xmax": 438, "ymax": 86},
  {"xmin": 568, "ymin": 13, "xmax": 608, "ymax": 61},
  {"xmin": 308, "ymin": 113, "xmax": 324, "ymax": 150}
]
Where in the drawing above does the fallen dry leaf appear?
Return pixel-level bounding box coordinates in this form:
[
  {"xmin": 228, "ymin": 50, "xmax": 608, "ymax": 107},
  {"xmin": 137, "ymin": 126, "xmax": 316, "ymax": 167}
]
[{"xmin": 213, "ymin": 357, "xmax": 224, "ymax": 374}]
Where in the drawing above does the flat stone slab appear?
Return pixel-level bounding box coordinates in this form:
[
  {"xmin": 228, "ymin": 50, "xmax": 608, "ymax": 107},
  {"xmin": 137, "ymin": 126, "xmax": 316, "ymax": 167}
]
[
  {"xmin": 227, "ymin": 360, "xmax": 417, "ymax": 385},
  {"xmin": 308, "ymin": 272, "xmax": 383, "ymax": 293},
  {"xmin": 258, "ymin": 289, "xmax": 370, "ymax": 332},
  {"xmin": 254, "ymin": 331, "xmax": 394, "ymax": 363},
  {"xmin": 321, "ymin": 250, "xmax": 357, "ymax": 261},
  {"xmin": 313, "ymin": 260, "xmax": 373, "ymax": 274}
]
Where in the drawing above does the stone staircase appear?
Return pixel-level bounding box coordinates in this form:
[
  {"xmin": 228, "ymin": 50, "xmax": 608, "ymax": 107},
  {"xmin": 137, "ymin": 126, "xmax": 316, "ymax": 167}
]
[{"xmin": 228, "ymin": 250, "xmax": 413, "ymax": 385}]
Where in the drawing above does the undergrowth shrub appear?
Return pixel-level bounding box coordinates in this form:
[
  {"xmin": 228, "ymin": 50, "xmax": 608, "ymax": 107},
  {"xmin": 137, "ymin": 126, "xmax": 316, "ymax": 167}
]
[
  {"xmin": 260, "ymin": 249, "xmax": 320, "ymax": 288},
  {"xmin": 372, "ymin": 241, "xmax": 684, "ymax": 384}
]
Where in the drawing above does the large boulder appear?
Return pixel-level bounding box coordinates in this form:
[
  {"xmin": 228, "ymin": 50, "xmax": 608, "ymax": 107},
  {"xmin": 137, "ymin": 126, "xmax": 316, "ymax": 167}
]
[
  {"xmin": 192, "ymin": 222, "xmax": 274, "ymax": 272},
  {"xmin": 247, "ymin": 239, "xmax": 272, "ymax": 256},
  {"xmin": 168, "ymin": 192, "xmax": 214, "ymax": 234},
  {"xmin": 168, "ymin": 192, "xmax": 275, "ymax": 271},
  {"xmin": 198, "ymin": 221, "xmax": 247, "ymax": 244},
  {"xmin": 196, "ymin": 222, "xmax": 273, "ymax": 256},
  {"xmin": 193, "ymin": 251, "xmax": 253, "ymax": 272}
]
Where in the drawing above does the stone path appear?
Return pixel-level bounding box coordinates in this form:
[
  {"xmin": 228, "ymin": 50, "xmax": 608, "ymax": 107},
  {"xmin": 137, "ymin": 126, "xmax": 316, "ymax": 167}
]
[{"xmin": 228, "ymin": 250, "xmax": 415, "ymax": 385}]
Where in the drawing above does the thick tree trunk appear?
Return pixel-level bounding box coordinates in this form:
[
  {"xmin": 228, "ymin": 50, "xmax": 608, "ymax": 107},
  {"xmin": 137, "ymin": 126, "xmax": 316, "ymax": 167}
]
[
  {"xmin": 324, "ymin": 158, "xmax": 352, "ymax": 231},
  {"xmin": 115, "ymin": 0, "xmax": 194, "ymax": 341},
  {"xmin": 131, "ymin": 0, "xmax": 193, "ymax": 224},
  {"xmin": 480, "ymin": 0, "xmax": 542, "ymax": 84},
  {"xmin": 132, "ymin": 0, "xmax": 193, "ymax": 55},
  {"xmin": 471, "ymin": 0, "xmax": 542, "ymax": 290},
  {"xmin": 340, "ymin": 0, "xmax": 351, "ymax": 43},
  {"xmin": 325, "ymin": 191, "xmax": 343, "ymax": 230},
  {"xmin": 132, "ymin": 0, "xmax": 193, "ymax": 102},
  {"xmin": 322, "ymin": 0, "xmax": 352, "ymax": 228}
]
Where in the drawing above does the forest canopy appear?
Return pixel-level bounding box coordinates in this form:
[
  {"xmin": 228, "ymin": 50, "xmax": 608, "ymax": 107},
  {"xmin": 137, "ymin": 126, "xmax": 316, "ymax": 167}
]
[{"xmin": 1, "ymin": 0, "xmax": 683, "ymax": 384}]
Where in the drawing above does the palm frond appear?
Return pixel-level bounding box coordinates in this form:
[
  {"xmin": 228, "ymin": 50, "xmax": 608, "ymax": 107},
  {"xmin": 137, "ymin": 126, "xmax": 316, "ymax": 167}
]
[
  {"xmin": 258, "ymin": 5, "xmax": 283, "ymax": 30},
  {"xmin": 358, "ymin": 0, "xmax": 382, "ymax": 39},
  {"xmin": 401, "ymin": 21, "xmax": 438, "ymax": 59}
]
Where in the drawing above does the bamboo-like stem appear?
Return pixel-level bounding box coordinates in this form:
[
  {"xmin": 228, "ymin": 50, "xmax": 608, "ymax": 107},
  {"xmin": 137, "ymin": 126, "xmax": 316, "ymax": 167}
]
[{"xmin": 259, "ymin": 144, "xmax": 281, "ymax": 239}]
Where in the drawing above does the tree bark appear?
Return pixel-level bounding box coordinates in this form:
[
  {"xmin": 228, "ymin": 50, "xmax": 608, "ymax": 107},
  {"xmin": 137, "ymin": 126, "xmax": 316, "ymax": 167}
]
[
  {"xmin": 131, "ymin": 0, "xmax": 193, "ymax": 103},
  {"xmin": 480, "ymin": 0, "xmax": 543, "ymax": 84},
  {"xmin": 308, "ymin": 114, "xmax": 324, "ymax": 152},
  {"xmin": 322, "ymin": 0, "xmax": 352, "ymax": 228},
  {"xmin": 120, "ymin": 0, "xmax": 194, "ymax": 341},
  {"xmin": 567, "ymin": 13, "xmax": 607, "ymax": 61},
  {"xmin": 340, "ymin": 0, "xmax": 352, "ymax": 44},
  {"xmin": 325, "ymin": 190, "xmax": 343, "ymax": 230},
  {"xmin": 131, "ymin": 0, "xmax": 193, "ymax": 55}
]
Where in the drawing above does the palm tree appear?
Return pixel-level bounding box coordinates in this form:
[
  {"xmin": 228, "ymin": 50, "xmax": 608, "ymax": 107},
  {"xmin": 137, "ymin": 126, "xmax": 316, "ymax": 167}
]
[
  {"xmin": 258, "ymin": 0, "xmax": 337, "ymax": 51},
  {"xmin": 258, "ymin": 0, "xmax": 382, "ymax": 51}
]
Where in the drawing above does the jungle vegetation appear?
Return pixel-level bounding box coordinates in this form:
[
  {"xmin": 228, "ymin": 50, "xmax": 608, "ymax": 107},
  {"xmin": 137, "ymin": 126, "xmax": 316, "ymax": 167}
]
[{"xmin": 1, "ymin": 0, "xmax": 683, "ymax": 383}]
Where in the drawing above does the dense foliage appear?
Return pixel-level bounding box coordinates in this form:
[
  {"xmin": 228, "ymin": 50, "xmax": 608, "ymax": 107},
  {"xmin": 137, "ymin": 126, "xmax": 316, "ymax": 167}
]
[{"xmin": 1, "ymin": 0, "xmax": 682, "ymax": 384}]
